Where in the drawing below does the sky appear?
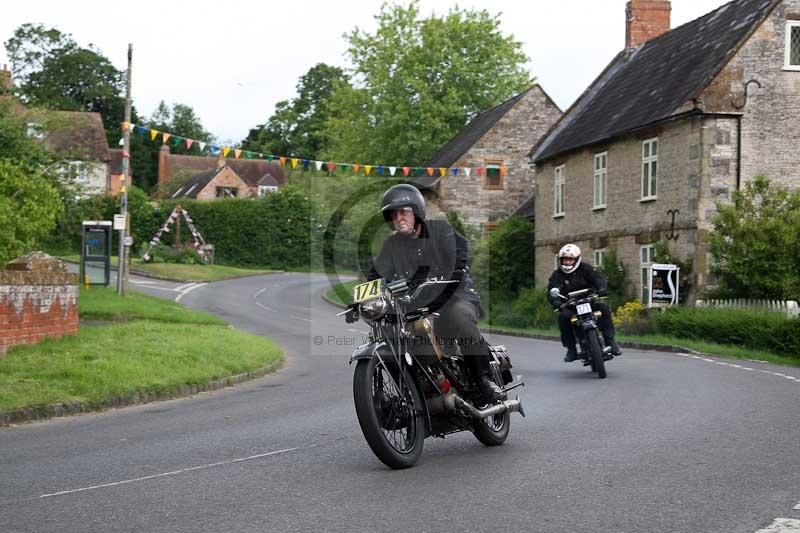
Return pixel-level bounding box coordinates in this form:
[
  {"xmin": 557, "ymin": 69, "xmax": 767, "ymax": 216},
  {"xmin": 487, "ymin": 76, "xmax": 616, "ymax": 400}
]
[{"xmin": 0, "ymin": 0, "xmax": 732, "ymax": 145}]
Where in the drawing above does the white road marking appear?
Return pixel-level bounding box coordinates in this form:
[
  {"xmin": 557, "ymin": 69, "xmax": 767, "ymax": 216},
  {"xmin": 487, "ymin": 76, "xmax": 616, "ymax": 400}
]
[
  {"xmin": 754, "ymin": 518, "xmax": 800, "ymax": 532},
  {"xmin": 348, "ymin": 329, "xmax": 360, "ymax": 333},
  {"xmin": 254, "ymin": 287, "xmax": 267, "ymax": 298},
  {"xmin": 38, "ymin": 447, "xmax": 300, "ymax": 499},
  {"xmin": 290, "ymin": 314, "xmax": 313, "ymax": 323},
  {"xmin": 256, "ymin": 302, "xmax": 276, "ymax": 313},
  {"xmin": 676, "ymin": 354, "xmax": 798, "ymax": 383},
  {"xmin": 794, "ymin": 501, "xmax": 800, "ymax": 510},
  {"xmin": 129, "ymin": 280, "xmax": 160, "ymax": 285},
  {"xmin": 174, "ymin": 282, "xmax": 197, "ymax": 292},
  {"xmin": 175, "ymin": 283, "xmax": 207, "ymax": 303}
]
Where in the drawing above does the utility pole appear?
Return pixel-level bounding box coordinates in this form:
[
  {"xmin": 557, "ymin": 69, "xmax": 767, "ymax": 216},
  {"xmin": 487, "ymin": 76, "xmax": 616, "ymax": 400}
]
[{"xmin": 117, "ymin": 43, "xmax": 133, "ymax": 295}]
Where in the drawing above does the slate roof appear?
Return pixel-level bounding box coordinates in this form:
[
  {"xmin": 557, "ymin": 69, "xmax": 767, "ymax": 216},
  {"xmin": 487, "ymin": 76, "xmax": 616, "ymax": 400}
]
[
  {"xmin": 171, "ymin": 167, "xmax": 223, "ymax": 199},
  {"xmin": 531, "ymin": 0, "xmax": 778, "ymax": 163},
  {"xmin": 511, "ymin": 194, "xmax": 535, "ymax": 220},
  {"xmin": 418, "ymin": 86, "xmax": 537, "ymax": 190}
]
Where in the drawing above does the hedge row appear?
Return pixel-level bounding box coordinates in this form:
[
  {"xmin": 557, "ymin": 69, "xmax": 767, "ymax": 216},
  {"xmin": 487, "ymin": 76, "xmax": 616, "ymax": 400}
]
[{"xmin": 651, "ymin": 306, "xmax": 800, "ymax": 358}]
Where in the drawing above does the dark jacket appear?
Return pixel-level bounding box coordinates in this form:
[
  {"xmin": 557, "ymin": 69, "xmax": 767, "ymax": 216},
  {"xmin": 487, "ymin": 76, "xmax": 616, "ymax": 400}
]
[
  {"xmin": 368, "ymin": 219, "xmax": 477, "ymax": 311},
  {"xmin": 547, "ymin": 262, "xmax": 607, "ymax": 307}
]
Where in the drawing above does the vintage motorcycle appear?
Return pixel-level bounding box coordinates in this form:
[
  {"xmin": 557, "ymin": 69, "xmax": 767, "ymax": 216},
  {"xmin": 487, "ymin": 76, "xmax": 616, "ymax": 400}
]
[
  {"xmin": 340, "ymin": 277, "xmax": 525, "ymax": 469},
  {"xmin": 550, "ymin": 287, "xmax": 613, "ymax": 379}
]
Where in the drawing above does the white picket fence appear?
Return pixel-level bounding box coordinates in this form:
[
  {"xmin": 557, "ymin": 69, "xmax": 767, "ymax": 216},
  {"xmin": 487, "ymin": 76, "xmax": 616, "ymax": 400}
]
[{"xmin": 695, "ymin": 298, "xmax": 799, "ymax": 318}]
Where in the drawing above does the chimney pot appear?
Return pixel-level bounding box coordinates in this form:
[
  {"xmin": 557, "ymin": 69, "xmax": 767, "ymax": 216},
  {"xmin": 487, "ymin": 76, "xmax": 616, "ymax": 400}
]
[{"xmin": 626, "ymin": 0, "xmax": 671, "ymax": 51}]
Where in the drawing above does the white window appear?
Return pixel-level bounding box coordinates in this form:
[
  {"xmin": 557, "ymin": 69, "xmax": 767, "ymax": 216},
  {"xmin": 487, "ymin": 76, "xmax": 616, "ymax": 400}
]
[
  {"xmin": 594, "ymin": 248, "xmax": 606, "ymax": 268},
  {"xmin": 258, "ymin": 185, "xmax": 278, "ymax": 198},
  {"xmin": 554, "ymin": 164, "xmax": 565, "ymax": 217},
  {"xmin": 641, "ymin": 138, "xmax": 658, "ymax": 200},
  {"xmin": 593, "ymin": 152, "xmax": 607, "ymax": 209},
  {"xmin": 25, "ymin": 122, "xmax": 44, "ymax": 139},
  {"xmin": 786, "ymin": 21, "xmax": 800, "ymax": 70},
  {"xmin": 640, "ymin": 244, "xmax": 655, "ymax": 302}
]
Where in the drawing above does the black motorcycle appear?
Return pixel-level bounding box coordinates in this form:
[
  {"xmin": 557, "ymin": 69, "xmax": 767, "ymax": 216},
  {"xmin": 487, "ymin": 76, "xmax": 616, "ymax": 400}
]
[
  {"xmin": 340, "ymin": 277, "xmax": 525, "ymax": 469},
  {"xmin": 550, "ymin": 287, "xmax": 613, "ymax": 379}
]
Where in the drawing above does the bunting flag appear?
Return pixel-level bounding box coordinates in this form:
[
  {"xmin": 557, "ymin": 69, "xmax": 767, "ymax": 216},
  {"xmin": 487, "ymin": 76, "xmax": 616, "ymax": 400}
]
[{"xmin": 124, "ymin": 122, "xmax": 514, "ymax": 180}]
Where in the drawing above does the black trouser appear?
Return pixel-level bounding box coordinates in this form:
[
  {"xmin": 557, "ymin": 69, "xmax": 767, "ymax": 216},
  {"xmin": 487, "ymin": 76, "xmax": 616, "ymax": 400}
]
[
  {"xmin": 433, "ymin": 294, "xmax": 493, "ymax": 376},
  {"xmin": 558, "ymin": 301, "xmax": 615, "ymax": 350}
]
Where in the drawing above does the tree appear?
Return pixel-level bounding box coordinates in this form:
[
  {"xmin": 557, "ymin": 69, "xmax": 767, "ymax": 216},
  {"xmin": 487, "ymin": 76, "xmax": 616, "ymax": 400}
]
[
  {"xmin": 472, "ymin": 216, "xmax": 535, "ymax": 306},
  {"xmin": 5, "ymin": 24, "xmax": 125, "ymax": 141},
  {"xmin": 709, "ymin": 176, "xmax": 800, "ymax": 300},
  {"xmin": 242, "ymin": 63, "xmax": 348, "ymax": 159},
  {"xmin": 324, "ymin": 2, "xmax": 532, "ymax": 165}
]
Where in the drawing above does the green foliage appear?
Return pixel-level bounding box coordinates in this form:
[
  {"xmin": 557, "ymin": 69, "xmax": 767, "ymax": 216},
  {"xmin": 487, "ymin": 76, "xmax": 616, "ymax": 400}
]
[
  {"xmin": 613, "ymin": 300, "xmax": 654, "ymax": 335},
  {"xmin": 473, "ymin": 216, "xmax": 534, "ymax": 306},
  {"xmin": 486, "ymin": 287, "xmax": 554, "ymax": 330},
  {"xmin": 596, "ymin": 248, "xmax": 631, "ymax": 311},
  {"xmin": 652, "ymin": 306, "xmax": 800, "ymax": 359},
  {"xmin": 242, "ymin": 63, "xmax": 349, "ymax": 160},
  {"xmin": 0, "ymin": 159, "xmax": 63, "ymax": 264},
  {"xmin": 324, "ymin": 2, "xmax": 532, "ymax": 165},
  {"xmin": 709, "ymin": 176, "xmax": 800, "ymax": 300}
]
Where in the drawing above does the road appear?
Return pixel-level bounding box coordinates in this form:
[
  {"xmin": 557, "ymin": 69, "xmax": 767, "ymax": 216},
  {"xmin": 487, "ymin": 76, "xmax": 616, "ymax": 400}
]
[{"xmin": 1, "ymin": 272, "xmax": 799, "ymax": 532}]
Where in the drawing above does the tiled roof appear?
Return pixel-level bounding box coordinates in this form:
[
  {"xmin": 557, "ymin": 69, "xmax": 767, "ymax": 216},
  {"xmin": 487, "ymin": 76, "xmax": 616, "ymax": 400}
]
[
  {"xmin": 531, "ymin": 0, "xmax": 778, "ymax": 163},
  {"xmin": 166, "ymin": 154, "xmax": 287, "ymax": 187},
  {"xmin": 171, "ymin": 167, "xmax": 223, "ymax": 199}
]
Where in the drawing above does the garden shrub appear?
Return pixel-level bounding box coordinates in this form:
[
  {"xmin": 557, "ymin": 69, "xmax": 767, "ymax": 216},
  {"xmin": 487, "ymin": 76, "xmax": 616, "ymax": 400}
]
[
  {"xmin": 613, "ymin": 300, "xmax": 654, "ymax": 335},
  {"xmin": 472, "ymin": 216, "xmax": 534, "ymax": 307}
]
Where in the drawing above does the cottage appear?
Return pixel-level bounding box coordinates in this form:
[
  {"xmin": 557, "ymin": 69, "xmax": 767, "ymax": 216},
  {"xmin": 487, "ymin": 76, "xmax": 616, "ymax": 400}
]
[
  {"xmin": 419, "ymin": 85, "xmax": 562, "ymax": 233},
  {"xmin": 529, "ymin": 0, "xmax": 800, "ymax": 302}
]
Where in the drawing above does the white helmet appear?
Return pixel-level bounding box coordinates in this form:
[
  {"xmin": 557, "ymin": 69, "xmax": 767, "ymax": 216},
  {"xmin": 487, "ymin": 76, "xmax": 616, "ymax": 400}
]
[{"xmin": 558, "ymin": 244, "xmax": 581, "ymax": 274}]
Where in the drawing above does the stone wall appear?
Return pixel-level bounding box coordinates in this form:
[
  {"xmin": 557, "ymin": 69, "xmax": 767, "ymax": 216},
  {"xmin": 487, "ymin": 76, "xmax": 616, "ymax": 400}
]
[
  {"xmin": 0, "ymin": 252, "xmax": 79, "ymax": 356},
  {"xmin": 439, "ymin": 85, "xmax": 562, "ymax": 230}
]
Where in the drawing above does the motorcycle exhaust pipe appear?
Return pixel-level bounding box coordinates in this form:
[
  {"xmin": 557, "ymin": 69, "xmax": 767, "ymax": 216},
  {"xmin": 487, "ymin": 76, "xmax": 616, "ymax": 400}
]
[{"xmin": 453, "ymin": 394, "xmax": 526, "ymax": 419}]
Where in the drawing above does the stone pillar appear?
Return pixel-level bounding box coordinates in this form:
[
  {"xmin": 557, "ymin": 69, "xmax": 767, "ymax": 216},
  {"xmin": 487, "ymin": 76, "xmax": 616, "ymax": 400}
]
[{"xmin": 0, "ymin": 252, "xmax": 79, "ymax": 356}]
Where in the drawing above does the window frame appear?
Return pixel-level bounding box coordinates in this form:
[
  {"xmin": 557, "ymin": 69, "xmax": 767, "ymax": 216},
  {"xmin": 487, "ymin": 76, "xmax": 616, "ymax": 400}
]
[
  {"xmin": 553, "ymin": 164, "xmax": 565, "ymax": 218},
  {"xmin": 594, "ymin": 248, "xmax": 606, "ymax": 268},
  {"xmin": 640, "ymin": 244, "xmax": 655, "ymax": 303},
  {"xmin": 593, "ymin": 152, "xmax": 608, "ymax": 210},
  {"xmin": 483, "ymin": 160, "xmax": 504, "ymax": 190},
  {"xmin": 216, "ymin": 186, "xmax": 239, "ymax": 198},
  {"xmin": 785, "ymin": 21, "xmax": 800, "ymax": 71},
  {"xmin": 641, "ymin": 138, "xmax": 658, "ymax": 201},
  {"xmin": 258, "ymin": 185, "xmax": 278, "ymax": 198}
]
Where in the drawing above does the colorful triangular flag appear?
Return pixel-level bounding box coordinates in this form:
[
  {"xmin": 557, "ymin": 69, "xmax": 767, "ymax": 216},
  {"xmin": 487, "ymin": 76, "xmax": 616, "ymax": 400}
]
[
  {"xmin": 223, "ymin": 147, "xmax": 230, "ymax": 158},
  {"xmin": 186, "ymin": 139, "xmax": 194, "ymax": 150},
  {"xmin": 234, "ymin": 149, "xmax": 242, "ymax": 159},
  {"xmin": 199, "ymin": 141, "xmax": 206, "ymax": 151},
  {"xmin": 364, "ymin": 165, "xmax": 372, "ymax": 175},
  {"xmin": 315, "ymin": 160, "xmax": 323, "ymax": 171},
  {"xmin": 162, "ymin": 133, "xmax": 171, "ymax": 144},
  {"xmin": 389, "ymin": 166, "xmax": 397, "ymax": 176},
  {"xmin": 402, "ymin": 167, "xmax": 410, "ymax": 177},
  {"xmin": 464, "ymin": 168, "xmax": 471, "ymax": 177},
  {"xmin": 291, "ymin": 158, "xmax": 299, "ymax": 169},
  {"xmin": 150, "ymin": 129, "xmax": 158, "ymax": 141}
]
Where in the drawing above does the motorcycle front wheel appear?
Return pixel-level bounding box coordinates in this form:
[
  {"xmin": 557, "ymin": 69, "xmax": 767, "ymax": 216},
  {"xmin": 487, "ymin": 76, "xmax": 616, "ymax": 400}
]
[
  {"xmin": 353, "ymin": 357, "xmax": 425, "ymax": 469},
  {"xmin": 586, "ymin": 329, "xmax": 607, "ymax": 379}
]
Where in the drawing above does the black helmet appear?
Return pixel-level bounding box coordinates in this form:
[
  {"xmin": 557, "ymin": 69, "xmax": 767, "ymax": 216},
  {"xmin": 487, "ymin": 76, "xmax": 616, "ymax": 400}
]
[{"xmin": 381, "ymin": 184, "xmax": 425, "ymax": 226}]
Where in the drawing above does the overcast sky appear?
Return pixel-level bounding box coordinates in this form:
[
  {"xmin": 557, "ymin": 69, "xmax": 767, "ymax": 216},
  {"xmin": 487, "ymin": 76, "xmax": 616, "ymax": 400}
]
[{"xmin": 0, "ymin": 0, "xmax": 731, "ymax": 145}]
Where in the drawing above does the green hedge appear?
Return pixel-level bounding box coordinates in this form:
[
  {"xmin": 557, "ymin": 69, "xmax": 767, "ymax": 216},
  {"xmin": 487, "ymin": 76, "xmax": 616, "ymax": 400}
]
[
  {"xmin": 652, "ymin": 306, "xmax": 800, "ymax": 358},
  {"xmin": 487, "ymin": 287, "xmax": 556, "ymax": 330}
]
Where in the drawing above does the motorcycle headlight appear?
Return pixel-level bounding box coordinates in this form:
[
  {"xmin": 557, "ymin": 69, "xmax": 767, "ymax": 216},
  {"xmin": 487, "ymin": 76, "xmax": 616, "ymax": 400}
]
[{"xmin": 359, "ymin": 297, "xmax": 388, "ymax": 321}]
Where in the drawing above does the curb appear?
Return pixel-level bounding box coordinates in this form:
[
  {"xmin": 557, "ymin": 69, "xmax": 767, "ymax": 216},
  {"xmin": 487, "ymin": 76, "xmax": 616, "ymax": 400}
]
[
  {"xmin": 0, "ymin": 357, "xmax": 283, "ymax": 427},
  {"xmin": 60, "ymin": 258, "xmax": 280, "ymax": 284}
]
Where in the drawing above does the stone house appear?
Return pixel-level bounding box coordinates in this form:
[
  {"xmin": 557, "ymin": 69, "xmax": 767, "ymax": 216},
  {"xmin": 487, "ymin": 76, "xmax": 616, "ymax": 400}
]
[
  {"xmin": 158, "ymin": 145, "xmax": 286, "ymax": 199},
  {"xmin": 418, "ymin": 85, "xmax": 562, "ymax": 233},
  {"xmin": 528, "ymin": 0, "xmax": 800, "ymax": 303}
]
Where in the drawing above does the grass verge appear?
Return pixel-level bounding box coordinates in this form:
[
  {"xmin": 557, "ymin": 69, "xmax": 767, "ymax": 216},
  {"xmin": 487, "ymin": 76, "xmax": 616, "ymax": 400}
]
[
  {"xmin": 325, "ymin": 279, "xmax": 361, "ymax": 306},
  {"xmin": 59, "ymin": 254, "xmax": 276, "ymax": 282},
  {"xmin": 481, "ymin": 322, "xmax": 800, "ymax": 368},
  {"xmin": 0, "ymin": 288, "xmax": 282, "ymax": 412}
]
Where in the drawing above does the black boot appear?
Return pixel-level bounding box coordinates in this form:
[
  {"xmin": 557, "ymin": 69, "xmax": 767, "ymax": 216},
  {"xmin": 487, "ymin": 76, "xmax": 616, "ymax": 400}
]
[
  {"xmin": 478, "ymin": 373, "xmax": 506, "ymax": 404},
  {"xmin": 609, "ymin": 339, "xmax": 622, "ymax": 356},
  {"xmin": 564, "ymin": 346, "xmax": 578, "ymax": 362}
]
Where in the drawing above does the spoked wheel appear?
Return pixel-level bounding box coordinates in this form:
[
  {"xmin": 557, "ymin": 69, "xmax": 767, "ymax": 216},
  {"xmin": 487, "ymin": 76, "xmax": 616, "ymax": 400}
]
[
  {"xmin": 473, "ymin": 405, "xmax": 510, "ymax": 446},
  {"xmin": 353, "ymin": 357, "xmax": 424, "ymax": 469},
  {"xmin": 586, "ymin": 330, "xmax": 607, "ymax": 379}
]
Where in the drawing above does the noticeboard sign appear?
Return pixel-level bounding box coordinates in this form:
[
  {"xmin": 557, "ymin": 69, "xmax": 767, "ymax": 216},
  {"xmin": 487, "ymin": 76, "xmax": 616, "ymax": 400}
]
[{"xmin": 649, "ymin": 263, "xmax": 679, "ymax": 307}]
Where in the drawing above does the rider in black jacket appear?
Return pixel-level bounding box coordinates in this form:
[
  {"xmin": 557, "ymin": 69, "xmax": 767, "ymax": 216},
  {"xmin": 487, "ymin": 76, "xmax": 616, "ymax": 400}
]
[
  {"xmin": 547, "ymin": 244, "xmax": 622, "ymax": 362},
  {"xmin": 366, "ymin": 184, "xmax": 505, "ymax": 403}
]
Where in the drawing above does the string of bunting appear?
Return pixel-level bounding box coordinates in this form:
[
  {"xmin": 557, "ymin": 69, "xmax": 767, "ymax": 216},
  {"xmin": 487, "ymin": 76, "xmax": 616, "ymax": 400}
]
[{"xmin": 122, "ymin": 122, "xmax": 508, "ymax": 179}]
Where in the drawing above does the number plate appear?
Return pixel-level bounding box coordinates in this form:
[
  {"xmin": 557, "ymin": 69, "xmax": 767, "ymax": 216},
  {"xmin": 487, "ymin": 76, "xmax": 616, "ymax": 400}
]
[
  {"xmin": 352, "ymin": 279, "xmax": 383, "ymax": 303},
  {"xmin": 576, "ymin": 303, "xmax": 592, "ymax": 315}
]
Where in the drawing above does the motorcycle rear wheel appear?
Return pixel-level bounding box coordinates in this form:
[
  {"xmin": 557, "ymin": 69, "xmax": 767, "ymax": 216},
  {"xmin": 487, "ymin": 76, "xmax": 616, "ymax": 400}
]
[
  {"xmin": 353, "ymin": 357, "xmax": 425, "ymax": 469},
  {"xmin": 586, "ymin": 329, "xmax": 607, "ymax": 379},
  {"xmin": 473, "ymin": 409, "xmax": 510, "ymax": 446}
]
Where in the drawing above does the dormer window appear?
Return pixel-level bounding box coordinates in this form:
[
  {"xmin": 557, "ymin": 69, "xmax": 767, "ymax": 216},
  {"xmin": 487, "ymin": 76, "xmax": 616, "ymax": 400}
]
[{"xmin": 786, "ymin": 21, "xmax": 800, "ymax": 70}]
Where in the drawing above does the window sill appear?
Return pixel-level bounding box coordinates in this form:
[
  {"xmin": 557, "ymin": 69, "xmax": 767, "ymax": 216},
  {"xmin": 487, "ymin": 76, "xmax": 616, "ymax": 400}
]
[
  {"xmin": 782, "ymin": 65, "xmax": 800, "ymax": 71},
  {"xmin": 640, "ymin": 196, "xmax": 657, "ymax": 203},
  {"xmin": 592, "ymin": 205, "xmax": 607, "ymax": 211},
  {"xmin": 553, "ymin": 213, "xmax": 565, "ymax": 219}
]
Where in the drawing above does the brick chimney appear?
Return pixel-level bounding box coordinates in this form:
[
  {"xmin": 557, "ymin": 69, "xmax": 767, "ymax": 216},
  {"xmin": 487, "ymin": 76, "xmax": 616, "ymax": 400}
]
[
  {"xmin": 626, "ymin": 0, "xmax": 671, "ymax": 50},
  {"xmin": 158, "ymin": 144, "xmax": 171, "ymax": 184},
  {"xmin": 0, "ymin": 64, "xmax": 12, "ymax": 93}
]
